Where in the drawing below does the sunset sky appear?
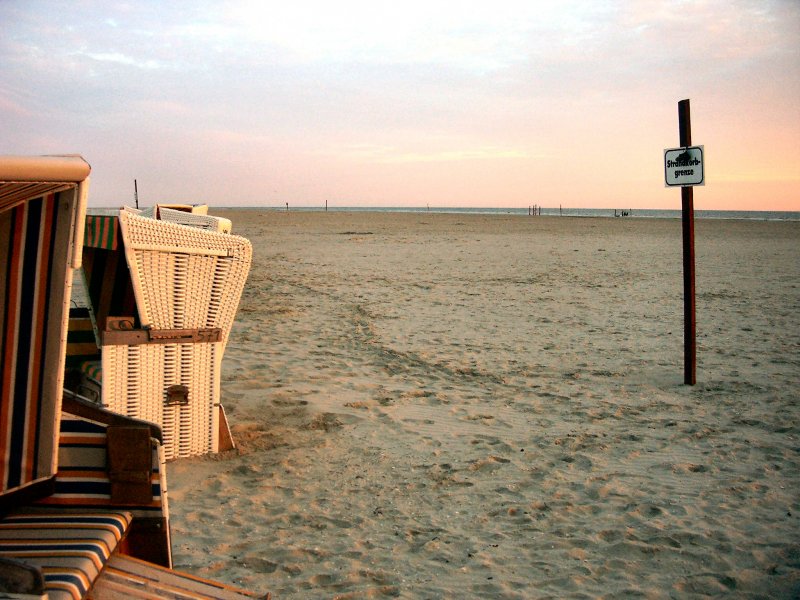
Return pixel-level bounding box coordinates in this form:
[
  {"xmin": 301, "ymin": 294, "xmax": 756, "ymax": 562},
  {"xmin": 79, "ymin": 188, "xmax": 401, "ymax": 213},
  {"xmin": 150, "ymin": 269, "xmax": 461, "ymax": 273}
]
[{"xmin": 2, "ymin": 1, "xmax": 799, "ymax": 210}]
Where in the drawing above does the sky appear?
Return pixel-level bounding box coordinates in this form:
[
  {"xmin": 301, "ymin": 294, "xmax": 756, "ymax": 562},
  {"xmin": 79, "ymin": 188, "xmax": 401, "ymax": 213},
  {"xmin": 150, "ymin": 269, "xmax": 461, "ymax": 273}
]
[{"xmin": 1, "ymin": 1, "xmax": 799, "ymax": 210}]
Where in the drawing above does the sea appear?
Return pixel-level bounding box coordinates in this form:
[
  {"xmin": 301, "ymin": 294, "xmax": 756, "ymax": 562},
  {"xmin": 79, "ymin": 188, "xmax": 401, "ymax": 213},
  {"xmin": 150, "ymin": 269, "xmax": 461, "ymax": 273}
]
[
  {"xmin": 89, "ymin": 206, "xmax": 800, "ymax": 221},
  {"xmin": 225, "ymin": 206, "xmax": 800, "ymax": 221}
]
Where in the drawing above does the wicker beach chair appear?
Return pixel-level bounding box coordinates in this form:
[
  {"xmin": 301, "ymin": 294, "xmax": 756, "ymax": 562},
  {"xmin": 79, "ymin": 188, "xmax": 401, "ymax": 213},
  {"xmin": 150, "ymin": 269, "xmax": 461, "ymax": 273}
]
[
  {"xmin": 80, "ymin": 207, "xmax": 251, "ymax": 460},
  {"xmin": 0, "ymin": 155, "xmax": 265, "ymax": 599},
  {"xmin": 140, "ymin": 203, "xmax": 233, "ymax": 233}
]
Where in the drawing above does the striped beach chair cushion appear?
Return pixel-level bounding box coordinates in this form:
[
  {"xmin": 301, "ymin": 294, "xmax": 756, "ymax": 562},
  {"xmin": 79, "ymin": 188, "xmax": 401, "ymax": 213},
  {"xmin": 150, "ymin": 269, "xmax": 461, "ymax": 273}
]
[
  {"xmin": 0, "ymin": 193, "xmax": 73, "ymax": 500},
  {"xmin": 79, "ymin": 361, "xmax": 102, "ymax": 384},
  {"xmin": 0, "ymin": 510, "xmax": 131, "ymax": 600}
]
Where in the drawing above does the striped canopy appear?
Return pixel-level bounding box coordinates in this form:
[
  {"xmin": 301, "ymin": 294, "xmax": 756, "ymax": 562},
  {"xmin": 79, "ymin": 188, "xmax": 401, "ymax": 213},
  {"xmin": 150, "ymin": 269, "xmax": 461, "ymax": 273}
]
[
  {"xmin": 84, "ymin": 215, "xmax": 120, "ymax": 250},
  {"xmin": 0, "ymin": 156, "xmax": 90, "ymax": 505}
]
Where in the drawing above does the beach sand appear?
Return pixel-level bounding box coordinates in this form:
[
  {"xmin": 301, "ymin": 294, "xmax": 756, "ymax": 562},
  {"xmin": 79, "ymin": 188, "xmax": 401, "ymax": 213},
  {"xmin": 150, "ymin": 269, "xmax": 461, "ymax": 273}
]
[{"xmin": 166, "ymin": 211, "xmax": 800, "ymax": 599}]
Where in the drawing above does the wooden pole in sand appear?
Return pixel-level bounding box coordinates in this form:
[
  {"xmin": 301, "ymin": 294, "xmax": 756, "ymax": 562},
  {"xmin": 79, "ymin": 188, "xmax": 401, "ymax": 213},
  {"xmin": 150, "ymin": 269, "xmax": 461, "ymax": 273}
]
[{"xmin": 678, "ymin": 99, "xmax": 697, "ymax": 385}]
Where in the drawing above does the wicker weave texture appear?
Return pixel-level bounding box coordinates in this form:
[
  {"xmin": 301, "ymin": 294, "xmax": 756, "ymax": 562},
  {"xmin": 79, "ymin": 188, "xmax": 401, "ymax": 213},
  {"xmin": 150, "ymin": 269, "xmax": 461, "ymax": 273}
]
[
  {"xmin": 158, "ymin": 207, "xmax": 232, "ymax": 233},
  {"xmin": 118, "ymin": 210, "xmax": 251, "ymax": 344},
  {"xmin": 102, "ymin": 343, "xmax": 222, "ymax": 460}
]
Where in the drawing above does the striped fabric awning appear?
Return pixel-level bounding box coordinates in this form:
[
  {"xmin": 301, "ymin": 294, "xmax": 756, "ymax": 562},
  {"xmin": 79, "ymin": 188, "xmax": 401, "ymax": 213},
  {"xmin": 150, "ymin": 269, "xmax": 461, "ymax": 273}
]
[
  {"xmin": 1, "ymin": 193, "xmax": 73, "ymax": 498},
  {"xmin": 1, "ymin": 156, "xmax": 90, "ymax": 507},
  {"xmin": 83, "ymin": 215, "xmax": 119, "ymax": 250}
]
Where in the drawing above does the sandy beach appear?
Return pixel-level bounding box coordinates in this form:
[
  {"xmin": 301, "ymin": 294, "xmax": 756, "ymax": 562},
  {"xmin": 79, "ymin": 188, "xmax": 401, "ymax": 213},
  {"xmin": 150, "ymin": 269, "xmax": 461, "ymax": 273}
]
[{"xmin": 166, "ymin": 211, "xmax": 800, "ymax": 599}]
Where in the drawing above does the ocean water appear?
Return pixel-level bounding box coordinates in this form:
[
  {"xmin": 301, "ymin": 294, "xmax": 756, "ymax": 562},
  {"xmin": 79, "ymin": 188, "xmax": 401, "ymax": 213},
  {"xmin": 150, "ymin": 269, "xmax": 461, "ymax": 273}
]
[
  {"xmin": 229, "ymin": 206, "xmax": 800, "ymax": 221},
  {"xmin": 89, "ymin": 205, "xmax": 800, "ymax": 221}
]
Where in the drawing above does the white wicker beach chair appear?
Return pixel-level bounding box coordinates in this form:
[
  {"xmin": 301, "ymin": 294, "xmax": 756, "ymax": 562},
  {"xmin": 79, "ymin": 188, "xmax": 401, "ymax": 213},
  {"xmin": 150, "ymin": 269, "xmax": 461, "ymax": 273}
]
[
  {"xmin": 159, "ymin": 205, "xmax": 232, "ymax": 233},
  {"xmin": 140, "ymin": 204, "xmax": 232, "ymax": 233},
  {"xmin": 98, "ymin": 209, "xmax": 252, "ymax": 459}
]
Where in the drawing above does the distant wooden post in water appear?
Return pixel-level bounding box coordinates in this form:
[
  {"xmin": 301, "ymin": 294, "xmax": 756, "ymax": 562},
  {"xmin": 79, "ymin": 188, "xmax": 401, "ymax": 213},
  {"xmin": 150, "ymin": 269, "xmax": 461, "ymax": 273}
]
[{"xmin": 679, "ymin": 98, "xmax": 697, "ymax": 385}]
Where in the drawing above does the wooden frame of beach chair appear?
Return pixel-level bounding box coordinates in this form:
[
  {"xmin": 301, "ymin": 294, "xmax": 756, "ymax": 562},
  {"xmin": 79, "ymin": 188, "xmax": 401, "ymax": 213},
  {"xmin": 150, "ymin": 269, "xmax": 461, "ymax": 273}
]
[
  {"xmin": 90, "ymin": 208, "xmax": 251, "ymax": 460},
  {"xmin": 0, "ymin": 156, "xmax": 265, "ymax": 600},
  {"xmin": 64, "ymin": 306, "xmax": 102, "ymax": 403}
]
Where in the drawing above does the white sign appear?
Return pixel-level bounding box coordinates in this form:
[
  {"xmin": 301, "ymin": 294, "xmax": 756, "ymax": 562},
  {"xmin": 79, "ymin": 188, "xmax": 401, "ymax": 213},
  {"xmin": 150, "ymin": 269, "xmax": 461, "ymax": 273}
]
[{"xmin": 664, "ymin": 146, "xmax": 704, "ymax": 187}]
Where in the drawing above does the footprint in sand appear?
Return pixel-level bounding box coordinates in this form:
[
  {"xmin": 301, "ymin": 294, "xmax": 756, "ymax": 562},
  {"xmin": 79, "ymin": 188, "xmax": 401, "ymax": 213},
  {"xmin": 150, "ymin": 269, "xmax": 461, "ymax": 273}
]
[
  {"xmin": 558, "ymin": 453, "xmax": 594, "ymax": 471},
  {"xmin": 469, "ymin": 435, "xmax": 515, "ymax": 454},
  {"xmin": 468, "ymin": 455, "xmax": 511, "ymax": 472}
]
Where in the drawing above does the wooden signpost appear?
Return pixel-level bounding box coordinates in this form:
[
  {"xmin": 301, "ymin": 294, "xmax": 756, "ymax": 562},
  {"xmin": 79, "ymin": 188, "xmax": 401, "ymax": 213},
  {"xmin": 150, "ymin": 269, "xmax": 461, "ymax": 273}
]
[{"xmin": 664, "ymin": 99, "xmax": 704, "ymax": 385}]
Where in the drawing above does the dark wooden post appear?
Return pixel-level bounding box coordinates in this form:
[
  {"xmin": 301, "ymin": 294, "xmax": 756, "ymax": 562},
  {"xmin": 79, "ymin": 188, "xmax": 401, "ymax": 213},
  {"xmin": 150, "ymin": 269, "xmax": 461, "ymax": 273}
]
[{"xmin": 679, "ymin": 99, "xmax": 696, "ymax": 385}]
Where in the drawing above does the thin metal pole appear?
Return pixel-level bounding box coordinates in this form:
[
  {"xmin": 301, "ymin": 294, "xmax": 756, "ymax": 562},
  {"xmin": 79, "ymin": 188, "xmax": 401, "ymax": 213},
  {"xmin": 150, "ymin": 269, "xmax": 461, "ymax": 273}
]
[
  {"xmin": 134, "ymin": 179, "xmax": 139, "ymax": 209},
  {"xmin": 678, "ymin": 99, "xmax": 696, "ymax": 385}
]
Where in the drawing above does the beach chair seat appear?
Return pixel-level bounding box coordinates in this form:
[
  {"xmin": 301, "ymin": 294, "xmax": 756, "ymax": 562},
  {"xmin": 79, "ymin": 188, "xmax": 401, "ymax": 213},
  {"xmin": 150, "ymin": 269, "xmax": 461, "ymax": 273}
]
[
  {"xmin": 0, "ymin": 510, "xmax": 132, "ymax": 600},
  {"xmin": 0, "ymin": 400, "xmax": 265, "ymax": 599},
  {"xmin": 34, "ymin": 396, "xmax": 172, "ymax": 568},
  {"xmin": 1, "ymin": 368, "xmax": 172, "ymax": 600}
]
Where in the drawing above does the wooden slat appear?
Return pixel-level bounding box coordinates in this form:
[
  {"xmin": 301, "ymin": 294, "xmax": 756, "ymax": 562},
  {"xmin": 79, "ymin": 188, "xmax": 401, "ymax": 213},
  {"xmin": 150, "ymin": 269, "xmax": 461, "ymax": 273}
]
[
  {"xmin": 129, "ymin": 243, "xmax": 233, "ymax": 257},
  {"xmin": 91, "ymin": 553, "xmax": 268, "ymax": 600},
  {"xmin": 102, "ymin": 327, "xmax": 223, "ymax": 346},
  {"xmin": 0, "ymin": 182, "xmax": 74, "ymax": 213}
]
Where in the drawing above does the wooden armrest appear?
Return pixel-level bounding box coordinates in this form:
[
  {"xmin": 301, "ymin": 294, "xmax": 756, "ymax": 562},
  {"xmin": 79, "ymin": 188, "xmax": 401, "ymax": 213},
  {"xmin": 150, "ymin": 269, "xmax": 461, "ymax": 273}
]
[
  {"xmin": 62, "ymin": 393, "xmax": 163, "ymax": 443},
  {"xmin": 107, "ymin": 427, "xmax": 154, "ymax": 505}
]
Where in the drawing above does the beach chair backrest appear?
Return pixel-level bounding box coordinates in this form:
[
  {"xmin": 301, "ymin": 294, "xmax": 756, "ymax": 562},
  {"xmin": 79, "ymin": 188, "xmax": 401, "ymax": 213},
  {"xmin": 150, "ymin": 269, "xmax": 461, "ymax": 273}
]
[
  {"xmin": 155, "ymin": 206, "xmax": 232, "ymax": 233},
  {"xmin": 0, "ymin": 156, "xmax": 90, "ymax": 507},
  {"xmin": 117, "ymin": 208, "xmax": 251, "ymax": 346}
]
